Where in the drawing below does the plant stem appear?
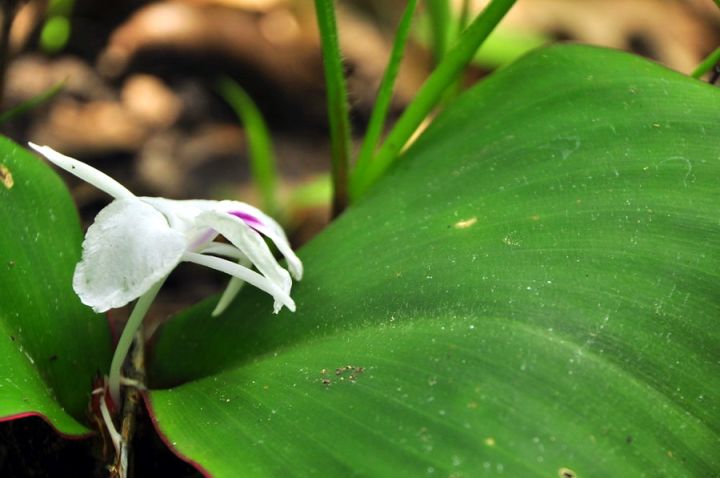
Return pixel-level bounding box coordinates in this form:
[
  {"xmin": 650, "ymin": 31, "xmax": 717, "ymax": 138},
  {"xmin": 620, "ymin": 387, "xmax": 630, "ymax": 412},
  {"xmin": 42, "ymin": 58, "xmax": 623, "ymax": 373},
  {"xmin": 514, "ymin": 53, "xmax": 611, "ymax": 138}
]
[
  {"xmin": 113, "ymin": 327, "xmax": 146, "ymax": 478},
  {"xmin": 0, "ymin": 80, "xmax": 65, "ymax": 124},
  {"xmin": 216, "ymin": 76, "xmax": 278, "ymax": 215},
  {"xmin": 108, "ymin": 278, "xmax": 164, "ymax": 405},
  {"xmin": 314, "ymin": 0, "xmax": 352, "ymax": 217},
  {"xmin": 425, "ymin": 0, "xmax": 451, "ymax": 64},
  {"xmin": 691, "ymin": 46, "xmax": 720, "ymax": 80},
  {"xmin": 458, "ymin": 0, "xmax": 472, "ymax": 33},
  {"xmin": 350, "ymin": 0, "xmax": 516, "ymax": 200},
  {"xmin": 353, "ymin": 0, "xmax": 417, "ymax": 185}
]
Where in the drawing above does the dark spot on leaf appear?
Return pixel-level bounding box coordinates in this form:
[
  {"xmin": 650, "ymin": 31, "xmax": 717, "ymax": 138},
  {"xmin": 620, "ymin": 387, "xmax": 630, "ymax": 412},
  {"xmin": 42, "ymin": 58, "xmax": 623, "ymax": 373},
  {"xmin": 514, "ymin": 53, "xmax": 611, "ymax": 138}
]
[
  {"xmin": 10, "ymin": 335, "xmax": 15, "ymax": 341},
  {"xmin": 49, "ymin": 355, "xmax": 58, "ymax": 362},
  {"xmin": 626, "ymin": 435, "xmax": 633, "ymax": 444}
]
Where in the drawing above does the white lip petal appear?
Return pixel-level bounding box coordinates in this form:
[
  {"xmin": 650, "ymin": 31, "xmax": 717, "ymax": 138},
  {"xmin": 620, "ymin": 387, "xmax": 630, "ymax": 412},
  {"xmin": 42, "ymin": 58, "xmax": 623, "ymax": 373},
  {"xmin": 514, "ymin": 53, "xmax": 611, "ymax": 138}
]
[
  {"xmin": 211, "ymin": 276, "xmax": 246, "ymax": 317},
  {"xmin": 195, "ymin": 209, "xmax": 293, "ymax": 295},
  {"xmin": 219, "ymin": 201, "xmax": 303, "ymax": 280},
  {"xmin": 200, "ymin": 242, "xmax": 252, "ymax": 316},
  {"xmin": 28, "ymin": 143, "xmax": 135, "ymax": 200},
  {"xmin": 183, "ymin": 252, "xmax": 295, "ymax": 313},
  {"xmin": 200, "ymin": 242, "xmax": 246, "ymax": 260},
  {"xmin": 73, "ymin": 199, "xmax": 186, "ymax": 312}
]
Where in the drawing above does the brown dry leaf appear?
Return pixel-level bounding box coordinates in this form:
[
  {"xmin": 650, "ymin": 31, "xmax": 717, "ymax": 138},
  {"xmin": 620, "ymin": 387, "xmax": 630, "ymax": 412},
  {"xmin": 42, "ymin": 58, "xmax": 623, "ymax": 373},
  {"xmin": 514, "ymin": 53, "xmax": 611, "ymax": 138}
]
[
  {"xmin": 29, "ymin": 98, "xmax": 148, "ymax": 154},
  {"xmin": 464, "ymin": 0, "xmax": 720, "ymax": 74},
  {"xmin": 121, "ymin": 74, "xmax": 182, "ymax": 129},
  {"xmin": 97, "ymin": 2, "xmax": 321, "ymax": 96},
  {"xmin": 97, "ymin": 1, "xmax": 426, "ymax": 114}
]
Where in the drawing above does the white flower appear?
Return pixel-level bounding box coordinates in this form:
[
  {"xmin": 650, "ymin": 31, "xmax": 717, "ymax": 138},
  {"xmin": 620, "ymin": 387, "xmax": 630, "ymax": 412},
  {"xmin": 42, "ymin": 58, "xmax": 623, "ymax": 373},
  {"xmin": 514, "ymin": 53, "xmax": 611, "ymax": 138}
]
[{"xmin": 28, "ymin": 143, "xmax": 302, "ymax": 316}]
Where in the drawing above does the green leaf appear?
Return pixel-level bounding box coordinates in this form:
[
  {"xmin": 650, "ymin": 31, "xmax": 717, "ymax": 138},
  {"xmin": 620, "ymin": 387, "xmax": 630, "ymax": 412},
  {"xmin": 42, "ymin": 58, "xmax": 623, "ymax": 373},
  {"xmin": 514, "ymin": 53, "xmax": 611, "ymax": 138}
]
[
  {"xmin": 148, "ymin": 45, "xmax": 720, "ymax": 476},
  {"xmin": 0, "ymin": 138, "xmax": 111, "ymax": 434}
]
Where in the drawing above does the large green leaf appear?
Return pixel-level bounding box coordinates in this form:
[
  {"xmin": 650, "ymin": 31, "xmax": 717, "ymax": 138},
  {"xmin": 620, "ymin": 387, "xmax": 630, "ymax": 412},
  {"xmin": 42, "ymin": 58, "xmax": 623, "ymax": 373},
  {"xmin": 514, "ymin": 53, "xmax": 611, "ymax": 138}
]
[
  {"xmin": 148, "ymin": 45, "xmax": 720, "ymax": 476},
  {"xmin": 0, "ymin": 138, "xmax": 111, "ymax": 434}
]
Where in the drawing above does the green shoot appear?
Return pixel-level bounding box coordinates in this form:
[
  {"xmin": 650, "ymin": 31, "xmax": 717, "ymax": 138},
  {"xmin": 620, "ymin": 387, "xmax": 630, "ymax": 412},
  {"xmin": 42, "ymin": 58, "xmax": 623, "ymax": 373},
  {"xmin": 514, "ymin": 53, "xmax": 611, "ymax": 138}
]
[
  {"xmin": 425, "ymin": 0, "xmax": 451, "ymax": 64},
  {"xmin": 458, "ymin": 0, "xmax": 472, "ymax": 33},
  {"xmin": 314, "ymin": 0, "xmax": 352, "ymax": 216},
  {"xmin": 691, "ymin": 46, "xmax": 720, "ymax": 80},
  {"xmin": 0, "ymin": 80, "xmax": 65, "ymax": 124},
  {"xmin": 353, "ymin": 0, "xmax": 417, "ymax": 187},
  {"xmin": 216, "ymin": 77, "xmax": 278, "ymax": 215},
  {"xmin": 350, "ymin": 0, "xmax": 517, "ymax": 199}
]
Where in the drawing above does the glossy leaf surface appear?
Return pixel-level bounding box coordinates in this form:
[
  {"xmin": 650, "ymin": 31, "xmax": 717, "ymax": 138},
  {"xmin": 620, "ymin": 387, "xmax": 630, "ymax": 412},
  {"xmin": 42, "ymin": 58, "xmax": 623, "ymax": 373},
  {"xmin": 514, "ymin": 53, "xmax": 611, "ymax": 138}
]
[
  {"xmin": 0, "ymin": 139, "xmax": 111, "ymax": 434},
  {"xmin": 149, "ymin": 45, "xmax": 720, "ymax": 476}
]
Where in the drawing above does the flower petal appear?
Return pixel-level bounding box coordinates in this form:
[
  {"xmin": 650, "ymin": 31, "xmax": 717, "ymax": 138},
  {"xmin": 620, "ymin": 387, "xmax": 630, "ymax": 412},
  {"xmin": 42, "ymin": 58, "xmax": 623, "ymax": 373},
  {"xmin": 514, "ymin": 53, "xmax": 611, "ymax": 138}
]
[
  {"xmin": 73, "ymin": 199, "xmax": 186, "ymax": 312},
  {"xmin": 183, "ymin": 252, "xmax": 295, "ymax": 313},
  {"xmin": 211, "ymin": 276, "xmax": 245, "ymax": 317},
  {"xmin": 220, "ymin": 201, "xmax": 303, "ymax": 280},
  {"xmin": 28, "ymin": 143, "xmax": 135, "ymax": 200},
  {"xmin": 199, "ymin": 242, "xmax": 251, "ymax": 316},
  {"xmin": 195, "ymin": 210, "xmax": 293, "ymax": 312}
]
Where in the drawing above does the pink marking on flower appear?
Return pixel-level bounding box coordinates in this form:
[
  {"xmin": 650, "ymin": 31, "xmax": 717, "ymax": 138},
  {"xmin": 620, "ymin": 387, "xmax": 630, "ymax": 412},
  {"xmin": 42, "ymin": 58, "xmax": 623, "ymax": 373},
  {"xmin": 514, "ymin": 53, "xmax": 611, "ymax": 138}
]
[
  {"xmin": 228, "ymin": 210, "xmax": 263, "ymax": 228},
  {"xmin": 188, "ymin": 228, "xmax": 217, "ymax": 251}
]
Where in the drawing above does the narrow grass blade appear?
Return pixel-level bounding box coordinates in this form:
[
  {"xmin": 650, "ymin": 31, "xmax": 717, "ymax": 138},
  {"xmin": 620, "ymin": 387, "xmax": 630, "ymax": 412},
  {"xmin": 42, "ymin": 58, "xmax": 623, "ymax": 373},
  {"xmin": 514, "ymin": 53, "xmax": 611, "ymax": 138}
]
[
  {"xmin": 458, "ymin": 0, "xmax": 471, "ymax": 33},
  {"xmin": 216, "ymin": 76, "xmax": 278, "ymax": 214},
  {"xmin": 0, "ymin": 80, "xmax": 64, "ymax": 124},
  {"xmin": 314, "ymin": 0, "xmax": 352, "ymax": 216},
  {"xmin": 425, "ymin": 0, "xmax": 451, "ymax": 64},
  {"xmin": 350, "ymin": 0, "xmax": 516, "ymax": 199},
  {"xmin": 691, "ymin": 45, "xmax": 720, "ymax": 79},
  {"xmin": 352, "ymin": 0, "xmax": 417, "ymax": 187}
]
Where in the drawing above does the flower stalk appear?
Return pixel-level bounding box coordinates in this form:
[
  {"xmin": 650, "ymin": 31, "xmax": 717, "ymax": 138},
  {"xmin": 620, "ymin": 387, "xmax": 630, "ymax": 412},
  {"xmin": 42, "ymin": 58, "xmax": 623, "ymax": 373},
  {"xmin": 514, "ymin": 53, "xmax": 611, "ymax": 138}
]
[{"xmin": 108, "ymin": 277, "xmax": 166, "ymax": 405}]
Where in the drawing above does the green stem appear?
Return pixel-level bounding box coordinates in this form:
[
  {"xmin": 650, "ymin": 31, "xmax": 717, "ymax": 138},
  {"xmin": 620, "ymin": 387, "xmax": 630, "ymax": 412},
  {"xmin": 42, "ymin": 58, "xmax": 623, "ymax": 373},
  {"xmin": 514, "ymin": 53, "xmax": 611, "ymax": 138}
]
[
  {"xmin": 350, "ymin": 0, "xmax": 516, "ymax": 200},
  {"xmin": 0, "ymin": 80, "xmax": 65, "ymax": 124},
  {"xmin": 108, "ymin": 278, "xmax": 165, "ymax": 405},
  {"xmin": 353, "ymin": 0, "xmax": 417, "ymax": 185},
  {"xmin": 426, "ymin": 0, "xmax": 451, "ymax": 64},
  {"xmin": 314, "ymin": 0, "xmax": 352, "ymax": 217},
  {"xmin": 691, "ymin": 46, "xmax": 720, "ymax": 79},
  {"xmin": 458, "ymin": 0, "xmax": 472, "ymax": 33},
  {"xmin": 216, "ymin": 76, "xmax": 278, "ymax": 215}
]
